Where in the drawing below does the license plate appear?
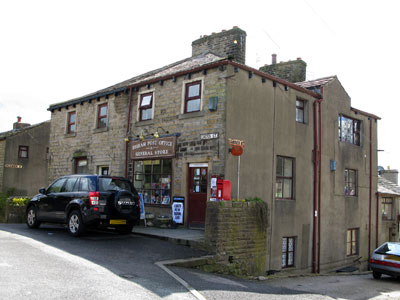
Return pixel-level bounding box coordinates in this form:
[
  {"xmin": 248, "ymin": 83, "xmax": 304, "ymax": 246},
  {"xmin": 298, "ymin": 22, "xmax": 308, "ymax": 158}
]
[{"xmin": 110, "ymin": 219, "xmax": 126, "ymax": 225}]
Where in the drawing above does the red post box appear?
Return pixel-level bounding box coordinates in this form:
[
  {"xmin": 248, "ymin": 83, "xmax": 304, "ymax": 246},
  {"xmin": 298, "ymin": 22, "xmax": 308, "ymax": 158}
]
[{"xmin": 216, "ymin": 179, "xmax": 231, "ymax": 201}]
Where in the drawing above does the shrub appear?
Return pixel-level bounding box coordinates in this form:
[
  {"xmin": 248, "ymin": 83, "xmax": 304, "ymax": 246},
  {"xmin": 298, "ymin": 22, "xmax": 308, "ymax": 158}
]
[{"xmin": 11, "ymin": 197, "xmax": 31, "ymax": 206}]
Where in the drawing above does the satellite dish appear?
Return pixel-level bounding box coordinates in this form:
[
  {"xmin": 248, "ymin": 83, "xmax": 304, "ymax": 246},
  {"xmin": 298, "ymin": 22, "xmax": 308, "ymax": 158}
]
[{"xmin": 378, "ymin": 166, "xmax": 385, "ymax": 175}]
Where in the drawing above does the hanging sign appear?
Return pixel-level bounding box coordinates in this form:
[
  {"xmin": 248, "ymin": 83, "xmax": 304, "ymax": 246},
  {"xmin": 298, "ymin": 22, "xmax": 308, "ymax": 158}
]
[{"xmin": 131, "ymin": 136, "xmax": 176, "ymax": 160}]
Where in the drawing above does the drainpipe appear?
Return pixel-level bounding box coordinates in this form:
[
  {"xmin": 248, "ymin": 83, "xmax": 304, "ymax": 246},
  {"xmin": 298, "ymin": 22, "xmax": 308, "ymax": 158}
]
[
  {"xmin": 125, "ymin": 87, "xmax": 133, "ymax": 178},
  {"xmin": 368, "ymin": 118, "xmax": 372, "ymax": 265},
  {"xmin": 317, "ymin": 88, "xmax": 323, "ymax": 273},
  {"xmin": 376, "ymin": 192, "xmax": 379, "ymax": 248},
  {"xmin": 312, "ymin": 95, "xmax": 323, "ymax": 274}
]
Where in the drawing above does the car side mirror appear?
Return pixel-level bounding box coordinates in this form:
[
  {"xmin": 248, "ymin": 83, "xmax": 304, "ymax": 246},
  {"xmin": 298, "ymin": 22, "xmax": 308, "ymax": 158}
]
[{"xmin": 39, "ymin": 188, "xmax": 46, "ymax": 194}]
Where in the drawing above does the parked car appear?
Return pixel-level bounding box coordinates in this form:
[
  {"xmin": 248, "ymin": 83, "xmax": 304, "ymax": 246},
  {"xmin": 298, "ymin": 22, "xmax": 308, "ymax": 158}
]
[
  {"xmin": 26, "ymin": 175, "xmax": 140, "ymax": 236},
  {"xmin": 369, "ymin": 242, "xmax": 400, "ymax": 279}
]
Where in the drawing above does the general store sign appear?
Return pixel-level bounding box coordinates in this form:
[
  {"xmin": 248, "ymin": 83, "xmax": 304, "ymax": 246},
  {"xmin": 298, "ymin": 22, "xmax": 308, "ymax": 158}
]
[{"xmin": 131, "ymin": 136, "xmax": 176, "ymax": 160}]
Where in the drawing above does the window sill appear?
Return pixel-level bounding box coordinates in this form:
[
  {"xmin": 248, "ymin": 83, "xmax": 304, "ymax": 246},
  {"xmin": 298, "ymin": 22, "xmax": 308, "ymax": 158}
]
[
  {"xmin": 64, "ymin": 132, "xmax": 76, "ymax": 138},
  {"xmin": 135, "ymin": 119, "xmax": 155, "ymax": 127},
  {"xmin": 276, "ymin": 198, "xmax": 295, "ymax": 201},
  {"xmin": 178, "ymin": 110, "xmax": 205, "ymax": 120},
  {"xmin": 92, "ymin": 127, "xmax": 108, "ymax": 134}
]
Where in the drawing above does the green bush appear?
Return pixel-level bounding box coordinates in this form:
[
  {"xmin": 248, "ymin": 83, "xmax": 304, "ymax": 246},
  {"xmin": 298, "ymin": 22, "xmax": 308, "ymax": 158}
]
[
  {"xmin": 10, "ymin": 197, "xmax": 31, "ymax": 206},
  {"xmin": 0, "ymin": 193, "xmax": 8, "ymax": 223}
]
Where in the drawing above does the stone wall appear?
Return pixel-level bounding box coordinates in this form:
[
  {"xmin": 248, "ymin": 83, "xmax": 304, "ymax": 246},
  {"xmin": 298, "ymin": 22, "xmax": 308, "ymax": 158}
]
[
  {"xmin": 49, "ymin": 93, "xmax": 129, "ymax": 182},
  {"xmin": 192, "ymin": 27, "xmax": 246, "ymax": 64},
  {"xmin": 259, "ymin": 59, "xmax": 306, "ymax": 83},
  {"xmin": 204, "ymin": 201, "xmax": 268, "ymax": 276}
]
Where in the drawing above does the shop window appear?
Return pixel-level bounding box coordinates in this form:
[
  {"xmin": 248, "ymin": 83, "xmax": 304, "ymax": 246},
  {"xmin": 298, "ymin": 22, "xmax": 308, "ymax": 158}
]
[
  {"xmin": 346, "ymin": 228, "xmax": 359, "ymax": 256},
  {"xmin": 382, "ymin": 197, "xmax": 394, "ymax": 220},
  {"xmin": 74, "ymin": 157, "xmax": 88, "ymax": 174},
  {"xmin": 133, "ymin": 159, "xmax": 172, "ymax": 205},
  {"xmin": 139, "ymin": 92, "xmax": 153, "ymax": 121},
  {"xmin": 67, "ymin": 111, "xmax": 76, "ymax": 133},
  {"xmin": 296, "ymin": 99, "xmax": 305, "ymax": 123},
  {"xmin": 282, "ymin": 237, "xmax": 295, "ymax": 268},
  {"xmin": 18, "ymin": 146, "xmax": 29, "ymax": 159},
  {"xmin": 338, "ymin": 115, "xmax": 361, "ymax": 145},
  {"xmin": 276, "ymin": 156, "xmax": 294, "ymax": 199},
  {"xmin": 344, "ymin": 169, "xmax": 357, "ymax": 196},
  {"xmin": 97, "ymin": 103, "xmax": 108, "ymax": 128},
  {"xmin": 184, "ymin": 81, "xmax": 202, "ymax": 113}
]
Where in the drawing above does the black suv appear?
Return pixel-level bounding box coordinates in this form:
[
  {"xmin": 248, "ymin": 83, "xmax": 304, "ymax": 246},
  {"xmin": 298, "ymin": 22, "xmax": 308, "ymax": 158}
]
[{"xmin": 26, "ymin": 175, "xmax": 140, "ymax": 236}]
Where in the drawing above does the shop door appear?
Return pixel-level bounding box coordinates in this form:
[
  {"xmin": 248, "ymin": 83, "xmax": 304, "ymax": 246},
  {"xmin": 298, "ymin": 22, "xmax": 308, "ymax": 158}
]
[{"xmin": 188, "ymin": 166, "xmax": 208, "ymax": 227}]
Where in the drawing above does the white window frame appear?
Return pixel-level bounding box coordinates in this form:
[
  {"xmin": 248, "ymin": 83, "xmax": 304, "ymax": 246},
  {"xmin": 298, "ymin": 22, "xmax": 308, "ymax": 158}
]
[{"xmin": 181, "ymin": 77, "xmax": 204, "ymax": 114}]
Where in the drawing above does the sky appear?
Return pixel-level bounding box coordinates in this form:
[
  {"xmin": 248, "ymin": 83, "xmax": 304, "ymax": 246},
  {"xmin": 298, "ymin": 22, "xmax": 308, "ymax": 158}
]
[{"xmin": 1, "ymin": 0, "xmax": 399, "ymax": 169}]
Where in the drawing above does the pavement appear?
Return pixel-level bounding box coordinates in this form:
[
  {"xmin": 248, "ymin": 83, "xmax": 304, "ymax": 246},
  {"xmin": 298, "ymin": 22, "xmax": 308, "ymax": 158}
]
[{"xmin": 132, "ymin": 225, "xmax": 207, "ymax": 250}]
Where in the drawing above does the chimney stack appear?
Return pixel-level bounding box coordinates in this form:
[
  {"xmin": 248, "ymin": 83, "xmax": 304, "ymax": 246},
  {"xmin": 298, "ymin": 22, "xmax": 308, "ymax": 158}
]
[
  {"xmin": 272, "ymin": 54, "xmax": 277, "ymax": 65},
  {"xmin": 13, "ymin": 116, "xmax": 30, "ymax": 130},
  {"xmin": 259, "ymin": 54, "xmax": 307, "ymax": 83},
  {"xmin": 192, "ymin": 27, "xmax": 247, "ymax": 64}
]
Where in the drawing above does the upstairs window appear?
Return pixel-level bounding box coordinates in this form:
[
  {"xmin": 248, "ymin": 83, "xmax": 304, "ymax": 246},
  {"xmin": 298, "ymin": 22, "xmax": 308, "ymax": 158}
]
[
  {"xmin": 67, "ymin": 111, "xmax": 76, "ymax": 133},
  {"xmin": 382, "ymin": 197, "xmax": 394, "ymax": 220},
  {"xmin": 18, "ymin": 146, "xmax": 29, "ymax": 158},
  {"xmin": 97, "ymin": 103, "xmax": 108, "ymax": 128},
  {"xmin": 185, "ymin": 81, "xmax": 201, "ymax": 113},
  {"xmin": 338, "ymin": 115, "xmax": 361, "ymax": 145},
  {"xmin": 276, "ymin": 156, "xmax": 294, "ymax": 199},
  {"xmin": 344, "ymin": 169, "xmax": 357, "ymax": 196},
  {"xmin": 296, "ymin": 99, "xmax": 305, "ymax": 123},
  {"xmin": 139, "ymin": 93, "xmax": 153, "ymax": 121}
]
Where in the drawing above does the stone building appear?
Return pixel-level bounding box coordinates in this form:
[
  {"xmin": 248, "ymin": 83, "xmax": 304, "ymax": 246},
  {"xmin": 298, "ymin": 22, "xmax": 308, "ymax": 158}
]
[
  {"xmin": 47, "ymin": 27, "xmax": 379, "ymax": 274},
  {"xmin": 0, "ymin": 118, "xmax": 50, "ymax": 196}
]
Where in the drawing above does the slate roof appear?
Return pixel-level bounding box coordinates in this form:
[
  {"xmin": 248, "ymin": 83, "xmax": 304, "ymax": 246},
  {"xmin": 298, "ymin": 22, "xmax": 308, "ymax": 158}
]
[
  {"xmin": 295, "ymin": 75, "xmax": 337, "ymax": 89},
  {"xmin": 378, "ymin": 176, "xmax": 400, "ymax": 196},
  {"xmin": 48, "ymin": 52, "xmax": 225, "ymax": 110},
  {"xmin": 0, "ymin": 121, "xmax": 50, "ymax": 141}
]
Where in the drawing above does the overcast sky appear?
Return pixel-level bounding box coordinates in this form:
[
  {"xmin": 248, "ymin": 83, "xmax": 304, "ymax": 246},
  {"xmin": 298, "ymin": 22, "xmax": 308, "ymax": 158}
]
[{"xmin": 1, "ymin": 0, "xmax": 399, "ymax": 169}]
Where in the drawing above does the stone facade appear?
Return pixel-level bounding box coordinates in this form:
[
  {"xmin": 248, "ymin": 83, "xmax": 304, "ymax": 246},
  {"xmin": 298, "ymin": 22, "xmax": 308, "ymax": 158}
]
[
  {"xmin": 0, "ymin": 121, "xmax": 50, "ymax": 196},
  {"xmin": 49, "ymin": 93, "xmax": 129, "ymax": 182},
  {"xmin": 260, "ymin": 58, "xmax": 307, "ymax": 83},
  {"xmin": 192, "ymin": 27, "xmax": 246, "ymax": 64}
]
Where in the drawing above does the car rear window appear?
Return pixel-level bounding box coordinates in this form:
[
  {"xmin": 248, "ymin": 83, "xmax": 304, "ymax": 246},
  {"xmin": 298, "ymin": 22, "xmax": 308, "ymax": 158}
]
[
  {"xmin": 375, "ymin": 243, "xmax": 400, "ymax": 255},
  {"xmin": 99, "ymin": 178, "xmax": 133, "ymax": 192}
]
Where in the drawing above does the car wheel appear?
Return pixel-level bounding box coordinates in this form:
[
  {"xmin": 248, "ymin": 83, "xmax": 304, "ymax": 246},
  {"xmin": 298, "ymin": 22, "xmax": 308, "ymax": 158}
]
[
  {"xmin": 373, "ymin": 271, "xmax": 382, "ymax": 279},
  {"xmin": 68, "ymin": 210, "xmax": 85, "ymax": 237},
  {"xmin": 26, "ymin": 206, "xmax": 41, "ymax": 229},
  {"xmin": 116, "ymin": 223, "xmax": 134, "ymax": 235}
]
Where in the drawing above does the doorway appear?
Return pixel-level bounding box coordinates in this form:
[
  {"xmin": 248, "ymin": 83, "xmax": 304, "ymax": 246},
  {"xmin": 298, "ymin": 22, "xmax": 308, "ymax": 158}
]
[{"xmin": 188, "ymin": 164, "xmax": 208, "ymax": 227}]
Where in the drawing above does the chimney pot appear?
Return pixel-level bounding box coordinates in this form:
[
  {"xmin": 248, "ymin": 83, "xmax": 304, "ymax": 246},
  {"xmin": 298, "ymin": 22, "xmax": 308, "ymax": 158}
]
[
  {"xmin": 272, "ymin": 54, "xmax": 277, "ymax": 65},
  {"xmin": 17, "ymin": 116, "xmax": 21, "ymax": 123},
  {"xmin": 297, "ymin": 57, "xmax": 302, "ymax": 60}
]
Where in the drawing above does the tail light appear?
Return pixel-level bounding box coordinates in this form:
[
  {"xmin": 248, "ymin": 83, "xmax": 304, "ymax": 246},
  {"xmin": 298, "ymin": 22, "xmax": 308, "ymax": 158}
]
[{"xmin": 89, "ymin": 192, "xmax": 99, "ymax": 206}]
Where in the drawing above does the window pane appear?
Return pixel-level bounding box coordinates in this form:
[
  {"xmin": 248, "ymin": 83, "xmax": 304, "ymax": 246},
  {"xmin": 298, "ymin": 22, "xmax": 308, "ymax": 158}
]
[
  {"xmin": 283, "ymin": 179, "xmax": 292, "ymax": 198},
  {"xmin": 282, "ymin": 238, "xmax": 287, "ymax": 252},
  {"xmin": 288, "ymin": 238, "xmax": 294, "ymax": 251},
  {"xmin": 69, "ymin": 113, "xmax": 76, "ymax": 123},
  {"xmin": 188, "ymin": 84, "xmax": 200, "ymax": 97},
  {"xmin": 100, "ymin": 105, "xmax": 107, "ymax": 117},
  {"xmin": 79, "ymin": 178, "xmax": 90, "ymax": 192},
  {"xmin": 282, "ymin": 253, "xmax": 287, "ymax": 267},
  {"xmin": 284, "ymin": 158, "xmax": 292, "ymax": 177},
  {"xmin": 276, "ymin": 157, "xmax": 283, "ymax": 176},
  {"xmin": 98, "ymin": 118, "xmax": 107, "ymax": 128},
  {"xmin": 141, "ymin": 95, "xmax": 152, "ymax": 106},
  {"xmin": 63, "ymin": 177, "xmax": 78, "ymax": 192},
  {"xmin": 296, "ymin": 108, "xmax": 304, "ymax": 123},
  {"xmin": 296, "ymin": 100, "xmax": 304, "ymax": 108},
  {"xmin": 142, "ymin": 108, "xmax": 152, "ymax": 120},
  {"xmin": 187, "ymin": 99, "xmax": 200, "ymax": 112},
  {"xmin": 275, "ymin": 179, "xmax": 283, "ymax": 198},
  {"xmin": 288, "ymin": 252, "xmax": 294, "ymax": 266},
  {"xmin": 162, "ymin": 160, "xmax": 172, "ymax": 173},
  {"xmin": 70, "ymin": 124, "xmax": 76, "ymax": 132}
]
